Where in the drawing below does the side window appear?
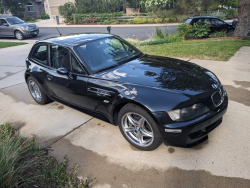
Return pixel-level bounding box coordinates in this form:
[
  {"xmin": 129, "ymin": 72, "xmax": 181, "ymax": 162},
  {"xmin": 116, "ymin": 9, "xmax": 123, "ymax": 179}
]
[
  {"xmin": 197, "ymin": 18, "xmax": 210, "ymax": 25},
  {"xmin": 31, "ymin": 45, "xmax": 48, "ymax": 65},
  {"xmin": 71, "ymin": 55, "xmax": 86, "ymax": 75},
  {"xmin": 50, "ymin": 45, "xmax": 71, "ymax": 70},
  {"xmin": 0, "ymin": 19, "xmax": 7, "ymax": 26},
  {"xmin": 211, "ymin": 19, "xmax": 224, "ymax": 26}
]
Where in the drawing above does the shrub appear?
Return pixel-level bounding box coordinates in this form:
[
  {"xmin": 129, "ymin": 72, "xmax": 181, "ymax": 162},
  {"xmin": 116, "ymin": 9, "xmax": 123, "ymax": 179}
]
[
  {"xmin": 155, "ymin": 27, "xmax": 165, "ymax": 39},
  {"xmin": 192, "ymin": 23, "xmax": 211, "ymax": 38},
  {"xmin": 169, "ymin": 17, "xmax": 176, "ymax": 23},
  {"xmin": 154, "ymin": 18, "xmax": 163, "ymax": 23},
  {"xmin": 24, "ymin": 16, "xmax": 36, "ymax": 22},
  {"xmin": 210, "ymin": 29, "xmax": 227, "ymax": 38},
  {"xmin": 133, "ymin": 17, "xmax": 143, "ymax": 24},
  {"xmin": 40, "ymin": 13, "xmax": 50, "ymax": 19},
  {"xmin": 147, "ymin": 18, "xmax": 154, "ymax": 24},
  {"xmin": 164, "ymin": 18, "xmax": 170, "ymax": 23},
  {"xmin": 58, "ymin": 2, "xmax": 76, "ymax": 22},
  {"xmin": 142, "ymin": 17, "xmax": 148, "ymax": 24},
  {"xmin": 155, "ymin": 9, "xmax": 176, "ymax": 19},
  {"xmin": 103, "ymin": 20, "xmax": 110, "ymax": 25},
  {"xmin": 92, "ymin": 17, "xmax": 98, "ymax": 23},
  {"xmin": 97, "ymin": 22, "xmax": 102, "ymax": 24},
  {"xmin": 83, "ymin": 17, "xmax": 91, "ymax": 23},
  {"xmin": 129, "ymin": 20, "xmax": 135, "ymax": 24}
]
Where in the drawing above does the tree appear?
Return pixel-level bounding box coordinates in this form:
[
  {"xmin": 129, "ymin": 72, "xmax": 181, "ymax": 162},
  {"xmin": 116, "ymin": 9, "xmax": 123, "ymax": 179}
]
[
  {"xmin": 234, "ymin": 0, "xmax": 250, "ymax": 36},
  {"xmin": 1, "ymin": 0, "xmax": 29, "ymax": 17},
  {"xmin": 58, "ymin": 2, "xmax": 76, "ymax": 21}
]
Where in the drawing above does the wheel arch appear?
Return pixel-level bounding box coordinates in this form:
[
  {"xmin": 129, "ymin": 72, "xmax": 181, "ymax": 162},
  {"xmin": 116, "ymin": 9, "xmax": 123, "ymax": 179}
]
[
  {"xmin": 112, "ymin": 99, "xmax": 159, "ymax": 126},
  {"xmin": 25, "ymin": 73, "xmax": 31, "ymax": 83}
]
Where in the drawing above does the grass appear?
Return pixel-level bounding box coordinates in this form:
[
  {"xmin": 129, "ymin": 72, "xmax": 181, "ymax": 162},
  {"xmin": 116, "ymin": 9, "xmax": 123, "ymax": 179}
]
[
  {"xmin": 138, "ymin": 39, "xmax": 250, "ymax": 61},
  {"xmin": 0, "ymin": 124, "xmax": 96, "ymax": 188},
  {"xmin": 0, "ymin": 42, "xmax": 27, "ymax": 49}
]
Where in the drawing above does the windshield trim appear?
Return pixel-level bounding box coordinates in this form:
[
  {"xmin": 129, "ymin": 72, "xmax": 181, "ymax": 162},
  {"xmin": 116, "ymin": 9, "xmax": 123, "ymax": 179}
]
[{"xmin": 73, "ymin": 36, "xmax": 144, "ymax": 74}]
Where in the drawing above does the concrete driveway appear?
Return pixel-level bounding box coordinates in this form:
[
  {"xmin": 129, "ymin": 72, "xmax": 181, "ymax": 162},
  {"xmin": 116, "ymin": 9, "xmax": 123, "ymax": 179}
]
[{"xmin": 0, "ymin": 41, "xmax": 250, "ymax": 188}]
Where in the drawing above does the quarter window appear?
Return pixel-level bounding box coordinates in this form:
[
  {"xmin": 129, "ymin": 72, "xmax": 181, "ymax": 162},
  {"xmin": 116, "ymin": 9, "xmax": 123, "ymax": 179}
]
[
  {"xmin": 27, "ymin": 3, "xmax": 34, "ymax": 12},
  {"xmin": 71, "ymin": 56, "xmax": 86, "ymax": 74},
  {"xmin": 50, "ymin": 45, "xmax": 71, "ymax": 71},
  {"xmin": 31, "ymin": 45, "xmax": 48, "ymax": 65}
]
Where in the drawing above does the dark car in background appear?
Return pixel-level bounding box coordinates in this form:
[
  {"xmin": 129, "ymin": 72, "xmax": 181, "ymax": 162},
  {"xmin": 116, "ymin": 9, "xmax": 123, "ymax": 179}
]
[
  {"xmin": 0, "ymin": 15, "xmax": 39, "ymax": 40},
  {"xmin": 25, "ymin": 33, "xmax": 228, "ymax": 151},
  {"xmin": 185, "ymin": 16, "xmax": 236, "ymax": 35}
]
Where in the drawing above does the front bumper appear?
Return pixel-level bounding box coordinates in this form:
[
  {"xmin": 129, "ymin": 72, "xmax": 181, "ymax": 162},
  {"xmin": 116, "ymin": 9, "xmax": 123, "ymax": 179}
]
[
  {"xmin": 22, "ymin": 29, "xmax": 39, "ymax": 37},
  {"xmin": 159, "ymin": 98, "xmax": 228, "ymax": 147}
]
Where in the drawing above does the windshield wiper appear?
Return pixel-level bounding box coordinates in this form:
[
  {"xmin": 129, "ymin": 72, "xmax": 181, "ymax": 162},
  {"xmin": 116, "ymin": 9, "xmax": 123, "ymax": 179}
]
[{"xmin": 94, "ymin": 64, "xmax": 120, "ymax": 74}]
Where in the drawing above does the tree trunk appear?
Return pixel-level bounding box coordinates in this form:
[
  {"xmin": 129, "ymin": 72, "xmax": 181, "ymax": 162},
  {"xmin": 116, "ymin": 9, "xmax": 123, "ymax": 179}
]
[{"xmin": 234, "ymin": 0, "xmax": 250, "ymax": 37}]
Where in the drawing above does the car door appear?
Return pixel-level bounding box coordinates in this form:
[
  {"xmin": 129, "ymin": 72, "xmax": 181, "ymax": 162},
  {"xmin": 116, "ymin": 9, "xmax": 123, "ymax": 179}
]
[
  {"xmin": 0, "ymin": 19, "xmax": 6, "ymax": 36},
  {"xmin": 210, "ymin": 18, "xmax": 226, "ymax": 32},
  {"xmin": 43, "ymin": 44, "xmax": 91, "ymax": 109},
  {"xmin": 0, "ymin": 19, "xmax": 12, "ymax": 36}
]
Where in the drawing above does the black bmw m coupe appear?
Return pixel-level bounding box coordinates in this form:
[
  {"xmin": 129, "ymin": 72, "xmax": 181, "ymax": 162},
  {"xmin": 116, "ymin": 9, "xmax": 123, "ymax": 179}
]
[{"xmin": 25, "ymin": 33, "xmax": 228, "ymax": 150}]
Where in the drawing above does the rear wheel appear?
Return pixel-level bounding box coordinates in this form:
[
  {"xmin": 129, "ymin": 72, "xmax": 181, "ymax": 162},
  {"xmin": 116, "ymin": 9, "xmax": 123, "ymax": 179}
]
[
  {"xmin": 118, "ymin": 103, "xmax": 162, "ymax": 151},
  {"xmin": 27, "ymin": 76, "xmax": 51, "ymax": 104},
  {"xmin": 15, "ymin": 31, "xmax": 25, "ymax": 40}
]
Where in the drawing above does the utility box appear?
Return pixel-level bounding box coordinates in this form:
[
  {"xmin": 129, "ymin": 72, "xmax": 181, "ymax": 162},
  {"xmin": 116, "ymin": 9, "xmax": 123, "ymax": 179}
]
[{"xmin": 55, "ymin": 16, "xmax": 60, "ymax": 25}]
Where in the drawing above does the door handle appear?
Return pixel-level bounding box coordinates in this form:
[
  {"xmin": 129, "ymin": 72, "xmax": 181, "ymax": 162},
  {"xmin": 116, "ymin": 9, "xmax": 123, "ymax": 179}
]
[{"xmin": 46, "ymin": 75, "xmax": 53, "ymax": 81}]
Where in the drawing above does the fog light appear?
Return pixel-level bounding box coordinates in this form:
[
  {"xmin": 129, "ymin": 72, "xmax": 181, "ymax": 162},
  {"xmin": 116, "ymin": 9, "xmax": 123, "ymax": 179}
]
[{"xmin": 165, "ymin": 129, "xmax": 182, "ymax": 133}]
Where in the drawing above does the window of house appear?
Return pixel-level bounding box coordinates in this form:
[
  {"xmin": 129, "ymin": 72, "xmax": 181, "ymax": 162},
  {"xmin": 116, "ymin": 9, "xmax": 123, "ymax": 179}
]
[
  {"xmin": 27, "ymin": 3, "xmax": 34, "ymax": 12},
  {"xmin": 31, "ymin": 45, "xmax": 48, "ymax": 65}
]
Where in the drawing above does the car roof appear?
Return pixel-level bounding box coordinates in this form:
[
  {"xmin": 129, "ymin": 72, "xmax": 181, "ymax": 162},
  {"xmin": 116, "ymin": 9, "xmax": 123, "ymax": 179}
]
[
  {"xmin": 188, "ymin": 16, "xmax": 218, "ymax": 19},
  {"xmin": 38, "ymin": 33, "xmax": 115, "ymax": 47},
  {"xmin": 0, "ymin": 15, "xmax": 15, "ymax": 19}
]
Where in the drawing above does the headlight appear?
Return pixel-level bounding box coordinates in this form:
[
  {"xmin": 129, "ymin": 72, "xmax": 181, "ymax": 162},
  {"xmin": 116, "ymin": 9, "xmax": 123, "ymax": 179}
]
[
  {"xmin": 21, "ymin": 26, "xmax": 30, "ymax": 31},
  {"xmin": 167, "ymin": 103, "xmax": 210, "ymax": 122}
]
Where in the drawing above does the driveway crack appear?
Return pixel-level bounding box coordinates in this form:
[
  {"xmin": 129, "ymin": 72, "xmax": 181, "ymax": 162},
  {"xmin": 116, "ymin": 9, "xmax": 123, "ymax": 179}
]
[{"xmin": 48, "ymin": 117, "xmax": 94, "ymax": 147}]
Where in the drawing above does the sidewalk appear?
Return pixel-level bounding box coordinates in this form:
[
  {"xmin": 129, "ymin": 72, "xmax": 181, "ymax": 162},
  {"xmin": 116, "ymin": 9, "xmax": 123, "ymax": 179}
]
[{"xmin": 0, "ymin": 43, "xmax": 249, "ymax": 187}]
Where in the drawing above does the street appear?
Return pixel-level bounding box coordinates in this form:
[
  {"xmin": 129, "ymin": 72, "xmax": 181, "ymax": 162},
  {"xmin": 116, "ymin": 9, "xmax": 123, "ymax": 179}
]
[{"xmin": 2, "ymin": 25, "xmax": 178, "ymax": 41}]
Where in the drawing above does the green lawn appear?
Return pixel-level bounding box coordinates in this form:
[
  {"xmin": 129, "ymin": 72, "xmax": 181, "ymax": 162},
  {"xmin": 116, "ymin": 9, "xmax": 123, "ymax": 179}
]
[
  {"xmin": 0, "ymin": 42, "xmax": 27, "ymax": 49},
  {"xmin": 138, "ymin": 40, "xmax": 250, "ymax": 61}
]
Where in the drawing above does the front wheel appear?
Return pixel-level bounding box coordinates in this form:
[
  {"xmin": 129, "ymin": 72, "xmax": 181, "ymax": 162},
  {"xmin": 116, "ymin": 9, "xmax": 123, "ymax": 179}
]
[
  {"xmin": 118, "ymin": 103, "xmax": 162, "ymax": 151},
  {"xmin": 15, "ymin": 31, "xmax": 25, "ymax": 40}
]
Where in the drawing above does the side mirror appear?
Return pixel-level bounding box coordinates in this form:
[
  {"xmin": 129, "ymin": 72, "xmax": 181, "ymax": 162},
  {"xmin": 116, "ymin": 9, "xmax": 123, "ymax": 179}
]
[
  {"xmin": 57, "ymin": 67, "xmax": 69, "ymax": 75},
  {"xmin": 3, "ymin": 23, "xmax": 9, "ymax": 27}
]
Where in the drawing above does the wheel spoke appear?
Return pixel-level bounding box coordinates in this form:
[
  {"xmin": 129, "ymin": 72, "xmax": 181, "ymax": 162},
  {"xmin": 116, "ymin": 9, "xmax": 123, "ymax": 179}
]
[
  {"xmin": 124, "ymin": 127, "xmax": 135, "ymax": 133},
  {"xmin": 137, "ymin": 117, "xmax": 145, "ymax": 128},
  {"xmin": 127, "ymin": 114, "xmax": 138, "ymax": 126},
  {"xmin": 140, "ymin": 129, "xmax": 153, "ymax": 138}
]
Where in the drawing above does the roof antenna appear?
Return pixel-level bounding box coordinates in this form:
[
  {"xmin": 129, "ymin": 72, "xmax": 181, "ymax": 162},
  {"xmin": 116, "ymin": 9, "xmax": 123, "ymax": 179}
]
[{"xmin": 56, "ymin": 27, "xmax": 62, "ymax": 36}]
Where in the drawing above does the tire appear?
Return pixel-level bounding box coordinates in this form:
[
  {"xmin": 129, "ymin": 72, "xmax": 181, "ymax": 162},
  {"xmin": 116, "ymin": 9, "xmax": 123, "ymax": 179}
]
[
  {"xmin": 118, "ymin": 103, "xmax": 162, "ymax": 151},
  {"xmin": 27, "ymin": 76, "xmax": 51, "ymax": 105},
  {"xmin": 15, "ymin": 31, "xmax": 25, "ymax": 40}
]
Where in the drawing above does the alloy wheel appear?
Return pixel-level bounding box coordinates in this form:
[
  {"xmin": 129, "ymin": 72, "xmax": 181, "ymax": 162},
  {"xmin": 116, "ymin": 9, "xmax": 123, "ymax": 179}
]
[
  {"xmin": 29, "ymin": 80, "xmax": 42, "ymax": 102},
  {"xmin": 121, "ymin": 112, "xmax": 154, "ymax": 147},
  {"xmin": 15, "ymin": 32, "xmax": 23, "ymax": 40}
]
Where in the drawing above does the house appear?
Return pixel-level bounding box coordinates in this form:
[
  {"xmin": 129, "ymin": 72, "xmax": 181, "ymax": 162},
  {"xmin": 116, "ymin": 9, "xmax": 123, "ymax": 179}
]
[
  {"xmin": 45, "ymin": 0, "xmax": 75, "ymax": 18},
  {"xmin": 24, "ymin": 0, "xmax": 48, "ymax": 18}
]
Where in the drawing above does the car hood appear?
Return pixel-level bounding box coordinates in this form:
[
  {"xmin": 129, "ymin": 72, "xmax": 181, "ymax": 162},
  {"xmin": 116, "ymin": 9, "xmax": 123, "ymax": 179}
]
[
  {"xmin": 15, "ymin": 23, "xmax": 37, "ymax": 27},
  {"xmin": 92, "ymin": 55, "xmax": 220, "ymax": 95}
]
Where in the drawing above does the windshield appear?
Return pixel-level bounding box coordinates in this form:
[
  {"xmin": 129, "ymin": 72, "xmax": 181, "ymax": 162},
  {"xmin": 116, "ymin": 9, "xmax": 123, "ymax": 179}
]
[
  {"xmin": 6, "ymin": 17, "xmax": 24, "ymax": 25},
  {"xmin": 75, "ymin": 37, "xmax": 143, "ymax": 73},
  {"xmin": 185, "ymin": 18, "xmax": 192, "ymax": 24}
]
